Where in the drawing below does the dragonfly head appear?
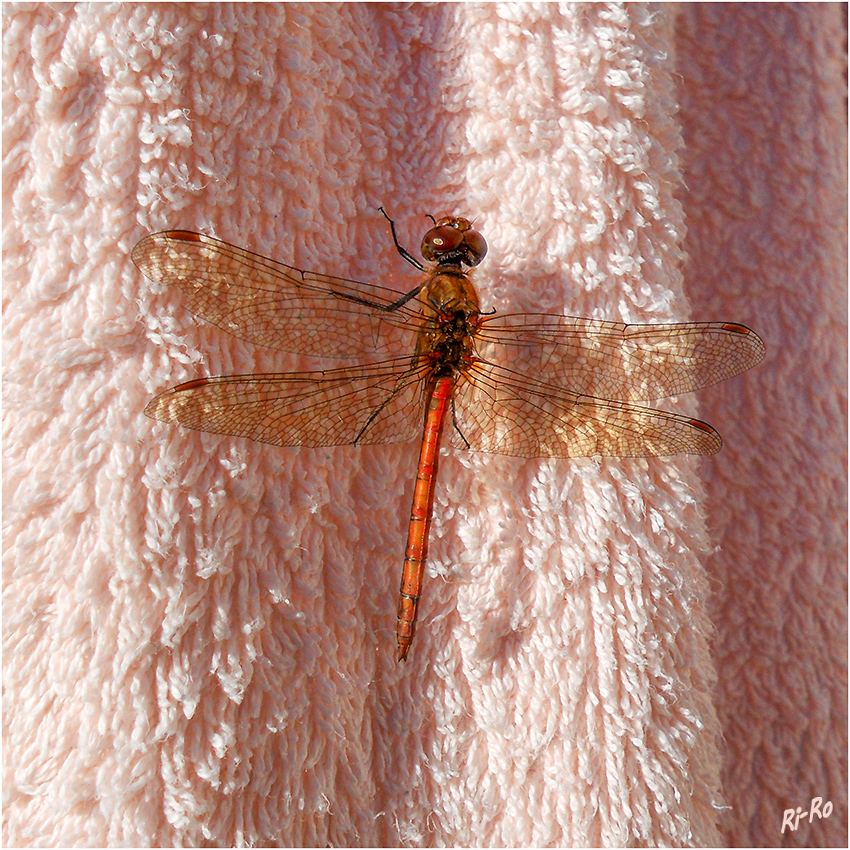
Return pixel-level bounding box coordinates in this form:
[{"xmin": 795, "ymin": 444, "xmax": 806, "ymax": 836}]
[{"xmin": 421, "ymin": 217, "xmax": 488, "ymax": 268}]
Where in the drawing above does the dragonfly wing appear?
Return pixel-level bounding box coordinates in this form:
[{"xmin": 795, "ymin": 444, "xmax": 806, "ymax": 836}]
[
  {"xmin": 451, "ymin": 360, "xmax": 722, "ymax": 457},
  {"xmin": 144, "ymin": 358, "xmax": 425, "ymax": 447},
  {"xmin": 133, "ymin": 231, "xmax": 422, "ymax": 360},
  {"xmin": 475, "ymin": 314, "xmax": 765, "ymax": 402}
]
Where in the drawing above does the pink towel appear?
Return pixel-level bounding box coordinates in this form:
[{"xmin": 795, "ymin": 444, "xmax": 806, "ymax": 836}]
[{"xmin": 3, "ymin": 4, "xmax": 844, "ymax": 846}]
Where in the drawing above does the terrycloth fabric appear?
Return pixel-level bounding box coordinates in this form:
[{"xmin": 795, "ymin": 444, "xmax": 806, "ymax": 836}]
[
  {"xmin": 2, "ymin": 3, "xmax": 843, "ymax": 847},
  {"xmin": 676, "ymin": 6, "xmax": 847, "ymax": 847}
]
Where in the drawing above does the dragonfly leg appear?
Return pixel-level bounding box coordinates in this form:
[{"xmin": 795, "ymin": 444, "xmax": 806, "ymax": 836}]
[
  {"xmin": 379, "ymin": 207, "xmax": 426, "ymax": 272},
  {"xmin": 353, "ymin": 366, "xmax": 426, "ymax": 446},
  {"xmin": 449, "ymin": 392, "xmax": 471, "ymax": 449}
]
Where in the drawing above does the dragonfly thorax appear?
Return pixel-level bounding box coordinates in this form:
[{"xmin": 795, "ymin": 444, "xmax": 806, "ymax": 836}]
[
  {"xmin": 424, "ymin": 328, "xmax": 476, "ymax": 378},
  {"xmin": 422, "ymin": 270, "xmax": 481, "ymax": 316},
  {"xmin": 419, "ymin": 305, "xmax": 479, "ymax": 379},
  {"xmin": 417, "ymin": 265, "xmax": 481, "ymax": 377}
]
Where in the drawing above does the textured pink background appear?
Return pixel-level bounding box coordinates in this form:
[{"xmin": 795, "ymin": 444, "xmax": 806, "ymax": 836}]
[{"xmin": 3, "ymin": 4, "xmax": 845, "ymax": 846}]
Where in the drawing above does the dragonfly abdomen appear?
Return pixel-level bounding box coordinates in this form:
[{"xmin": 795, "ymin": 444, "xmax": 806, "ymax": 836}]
[{"xmin": 397, "ymin": 374, "xmax": 454, "ymax": 661}]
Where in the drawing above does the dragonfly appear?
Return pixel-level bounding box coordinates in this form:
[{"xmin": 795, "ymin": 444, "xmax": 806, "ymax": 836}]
[{"xmin": 134, "ymin": 212, "xmax": 764, "ymax": 661}]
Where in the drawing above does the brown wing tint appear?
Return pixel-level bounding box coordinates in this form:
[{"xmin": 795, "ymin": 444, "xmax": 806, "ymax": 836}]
[
  {"xmin": 133, "ymin": 231, "xmax": 422, "ymax": 360},
  {"xmin": 144, "ymin": 358, "xmax": 427, "ymax": 448},
  {"xmin": 476, "ymin": 315, "xmax": 764, "ymax": 402},
  {"xmin": 451, "ymin": 360, "xmax": 722, "ymax": 457}
]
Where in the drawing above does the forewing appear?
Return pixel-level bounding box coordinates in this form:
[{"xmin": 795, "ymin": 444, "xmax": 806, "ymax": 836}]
[
  {"xmin": 133, "ymin": 231, "xmax": 423, "ymax": 360},
  {"xmin": 144, "ymin": 358, "xmax": 426, "ymax": 447},
  {"xmin": 451, "ymin": 360, "xmax": 722, "ymax": 457},
  {"xmin": 476, "ymin": 314, "xmax": 765, "ymax": 402}
]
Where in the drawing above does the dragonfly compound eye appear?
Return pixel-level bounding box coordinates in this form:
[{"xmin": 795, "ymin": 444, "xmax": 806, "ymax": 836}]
[
  {"xmin": 421, "ymin": 225, "xmax": 464, "ymax": 261},
  {"xmin": 461, "ymin": 230, "xmax": 488, "ymax": 266}
]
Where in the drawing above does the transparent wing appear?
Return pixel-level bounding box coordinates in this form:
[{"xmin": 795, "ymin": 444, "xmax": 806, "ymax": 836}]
[
  {"xmin": 144, "ymin": 358, "xmax": 427, "ymax": 447},
  {"xmin": 451, "ymin": 360, "xmax": 722, "ymax": 457},
  {"xmin": 475, "ymin": 314, "xmax": 765, "ymax": 402},
  {"xmin": 133, "ymin": 231, "xmax": 424, "ymax": 360}
]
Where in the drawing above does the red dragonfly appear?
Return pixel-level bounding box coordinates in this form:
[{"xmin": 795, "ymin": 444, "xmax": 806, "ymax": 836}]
[{"xmin": 134, "ymin": 212, "xmax": 764, "ymax": 661}]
